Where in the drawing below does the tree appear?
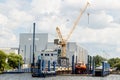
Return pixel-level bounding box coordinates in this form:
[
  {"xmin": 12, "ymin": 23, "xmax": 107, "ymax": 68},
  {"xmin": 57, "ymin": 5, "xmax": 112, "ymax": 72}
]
[
  {"xmin": 0, "ymin": 50, "xmax": 7, "ymax": 71},
  {"xmin": 108, "ymin": 58, "xmax": 120, "ymax": 69},
  {"xmin": 94, "ymin": 55, "xmax": 107, "ymax": 67},
  {"xmin": 114, "ymin": 62, "xmax": 120, "ymax": 70},
  {"xmin": 108, "ymin": 58, "xmax": 115, "ymax": 68},
  {"xmin": 8, "ymin": 53, "xmax": 23, "ymax": 69}
]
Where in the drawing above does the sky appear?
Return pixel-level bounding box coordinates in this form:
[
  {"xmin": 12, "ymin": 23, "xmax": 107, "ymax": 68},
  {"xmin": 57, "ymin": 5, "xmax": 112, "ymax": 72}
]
[{"xmin": 0, "ymin": 0, "xmax": 120, "ymax": 58}]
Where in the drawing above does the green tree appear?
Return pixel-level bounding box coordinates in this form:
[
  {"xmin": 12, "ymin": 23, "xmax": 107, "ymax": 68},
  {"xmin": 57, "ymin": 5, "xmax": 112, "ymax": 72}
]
[
  {"xmin": 114, "ymin": 62, "xmax": 120, "ymax": 70},
  {"xmin": 94, "ymin": 55, "xmax": 107, "ymax": 67},
  {"xmin": 108, "ymin": 58, "xmax": 115, "ymax": 68},
  {"xmin": 8, "ymin": 53, "xmax": 23, "ymax": 69},
  {"xmin": 0, "ymin": 50, "xmax": 7, "ymax": 71},
  {"xmin": 108, "ymin": 58, "xmax": 120, "ymax": 69}
]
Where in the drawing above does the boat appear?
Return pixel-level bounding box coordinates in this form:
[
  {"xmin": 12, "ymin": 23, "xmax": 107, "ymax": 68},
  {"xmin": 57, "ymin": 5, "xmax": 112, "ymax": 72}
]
[{"xmin": 75, "ymin": 62, "xmax": 87, "ymax": 74}]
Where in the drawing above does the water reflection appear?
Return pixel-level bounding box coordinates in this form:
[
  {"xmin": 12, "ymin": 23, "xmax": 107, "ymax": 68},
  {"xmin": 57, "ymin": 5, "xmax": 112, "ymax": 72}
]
[{"xmin": 0, "ymin": 73, "xmax": 120, "ymax": 80}]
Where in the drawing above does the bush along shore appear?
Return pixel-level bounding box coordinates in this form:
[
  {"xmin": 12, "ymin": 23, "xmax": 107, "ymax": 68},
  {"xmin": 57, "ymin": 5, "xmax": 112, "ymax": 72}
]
[{"xmin": 0, "ymin": 50, "xmax": 24, "ymax": 73}]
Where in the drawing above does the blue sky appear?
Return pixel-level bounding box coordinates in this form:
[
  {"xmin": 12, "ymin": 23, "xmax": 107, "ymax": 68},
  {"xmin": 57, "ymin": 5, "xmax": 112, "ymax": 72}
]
[{"xmin": 0, "ymin": 0, "xmax": 120, "ymax": 58}]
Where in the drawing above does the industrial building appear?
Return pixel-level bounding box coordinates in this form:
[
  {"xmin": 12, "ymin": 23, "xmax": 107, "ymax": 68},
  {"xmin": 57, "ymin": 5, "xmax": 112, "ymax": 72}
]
[
  {"xmin": 19, "ymin": 33, "xmax": 88, "ymax": 67},
  {"xmin": 19, "ymin": 33, "xmax": 48, "ymax": 64}
]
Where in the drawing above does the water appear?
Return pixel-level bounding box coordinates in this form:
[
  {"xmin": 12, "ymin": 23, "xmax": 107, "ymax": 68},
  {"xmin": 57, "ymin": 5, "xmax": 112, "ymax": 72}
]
[{"xmin": 0, "ymin": 73, "xmax": 120, "ymax": 80}]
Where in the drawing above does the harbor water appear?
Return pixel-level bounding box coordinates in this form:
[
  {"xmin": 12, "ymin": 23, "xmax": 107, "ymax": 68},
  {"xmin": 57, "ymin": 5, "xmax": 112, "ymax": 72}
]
[{"xmin": 0, "ymin": 73, "xmax": 120, "ymax": 80}]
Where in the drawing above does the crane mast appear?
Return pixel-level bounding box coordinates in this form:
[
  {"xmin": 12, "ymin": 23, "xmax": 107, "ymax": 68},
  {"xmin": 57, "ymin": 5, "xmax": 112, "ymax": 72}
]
[{"xmin": 56, "ymin": 27, "xmax": 67, "ymax": 57}]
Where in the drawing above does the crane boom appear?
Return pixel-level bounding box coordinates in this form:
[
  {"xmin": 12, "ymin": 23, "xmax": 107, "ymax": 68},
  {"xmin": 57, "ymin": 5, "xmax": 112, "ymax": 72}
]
[
  {"xmin": 56, "ymin": 1, "xmax": 89, "ymax": 58},
  {"xmin": 66, "ymin": 2, "xmax": 89, "ymax": 41}
]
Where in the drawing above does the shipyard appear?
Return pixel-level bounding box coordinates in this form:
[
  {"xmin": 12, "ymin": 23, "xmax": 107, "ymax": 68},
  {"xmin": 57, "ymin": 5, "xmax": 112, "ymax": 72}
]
[{"xmin": 0, "ymin": 0, "xmax": 120, "ymax": 80}]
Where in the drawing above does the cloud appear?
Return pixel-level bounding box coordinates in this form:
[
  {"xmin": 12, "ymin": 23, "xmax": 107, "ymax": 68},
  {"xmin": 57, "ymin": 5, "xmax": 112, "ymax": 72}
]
[
  {"xmin": 9, "ymin": 9, "xmax": 33, "ymax": 22},
  {"xmin": 0, "ymin": 14, "xmax": 8, "ymax": 26},
  {"xmin": 91, "ymin": 0, "xmax": 120, "ymax": 10},
  {"xmin": 0, "ymin": 0, "xmax": 120, "ymax": 58},
  {"xmin": 69, "ymin": 26, "xmax": 120, "ymax": 45},
  {"xmin": 89, "ymin": 11, "xmax": 114, "ymax": 29},
  {"xmin": 0, "ymin": 27, "xmax": 18, "ymax": 47},
  {"xmin": 78, "ymin": 10, "xmax": 120, "ymax": 29},
  {"xmin": 31, "ymin": 0, "xmax": 61, "ymax": 14},
  {"xmin": 8, "ymin": 9, "xmax": 33, "ymax": 29},
  {"xmin": 0, "ymin": 0, "xmax": 34, "ymax": 29},
  {"xmin": 0, "ymin": 0, "xmax": 34, "ymax": 47}
]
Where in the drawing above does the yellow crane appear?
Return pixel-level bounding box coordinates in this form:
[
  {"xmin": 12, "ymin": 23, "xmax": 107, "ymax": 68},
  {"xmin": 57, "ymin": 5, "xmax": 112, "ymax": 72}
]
[{"xmin": 56, "ymin": 2, "xmax": 90, "ymax": 58}]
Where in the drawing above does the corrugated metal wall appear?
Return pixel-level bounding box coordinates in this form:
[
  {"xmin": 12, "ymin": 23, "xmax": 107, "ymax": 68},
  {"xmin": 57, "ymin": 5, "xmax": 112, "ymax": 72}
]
[{"xmin": 19, "ymin": 33, "xmax": 48, "ymax": 64}]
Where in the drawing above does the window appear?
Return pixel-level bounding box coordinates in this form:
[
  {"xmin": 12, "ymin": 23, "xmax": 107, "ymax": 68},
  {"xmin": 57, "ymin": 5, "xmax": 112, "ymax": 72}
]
[
  {"xmin": 41, "ymin": 54, "xmax": 43, "ymax": 56},
  {"xmin": 45, "ymin": 54, "xmax": 47, "ymax": 56},
  {"xmin": 45, "ymin": 54, "xmax": 49, "ymax": 56},
  {"xmin": 51, "ymin": 54, "xmax": 53, "ymax": 56},
  {"xmin": 48, "ymin": 54, "xmax": 49, "ymax": 56}
]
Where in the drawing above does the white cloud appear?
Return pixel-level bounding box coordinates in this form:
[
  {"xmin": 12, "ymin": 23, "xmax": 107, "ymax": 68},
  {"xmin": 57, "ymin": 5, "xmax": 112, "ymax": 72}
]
[
  {"xmin": 64, "ymin": 0, "xmax": 89, "ymax": 8},
  {"xmin": 9, "ymin": 9, "xmax": 33, "ymax": 22},
  {"xmin": 79, "ymin": 11, "xmax": 119, "ymax": 29},
  {"xmin": 0, "ymin": 14, "xmax": 8, "ymax": 26},
  {"xmin": 0, "ymin": 27, "xmax": 18, "ymax": 47},
  {"xmin": 31, "ymin": 0, "xmax": 61, "ymax": 14},
  {"xmin": 65, "ymin": 0, "xmax": 84, "ymax": 5},
  {"xmin": 68, "ymin": 26, "xmax": 120, "ymax": 46},
  {"xmin": 0, "ymin": 0, "xmax": 21, "ymax": 14},
  {"xmin": 116, "ymin": 47, "xmax": 120, "ymax": 52},
  {"xmin": 7, "ymin": 9, "xmax": 34, "ymax": 29},
  {"xmin": 0, "ymin": 0, "xmax": 34, "ymax": 28},
  {"xmin": 0, "ymin": 0, "xmax": 34, "ymax": 47},
  {"xmin": 90, "ymin": 0, "xmax": 120, "ymax": 10},
  {"xmin": 0, "ymin": 0, "xmax": 120, "ymax": 57}
]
